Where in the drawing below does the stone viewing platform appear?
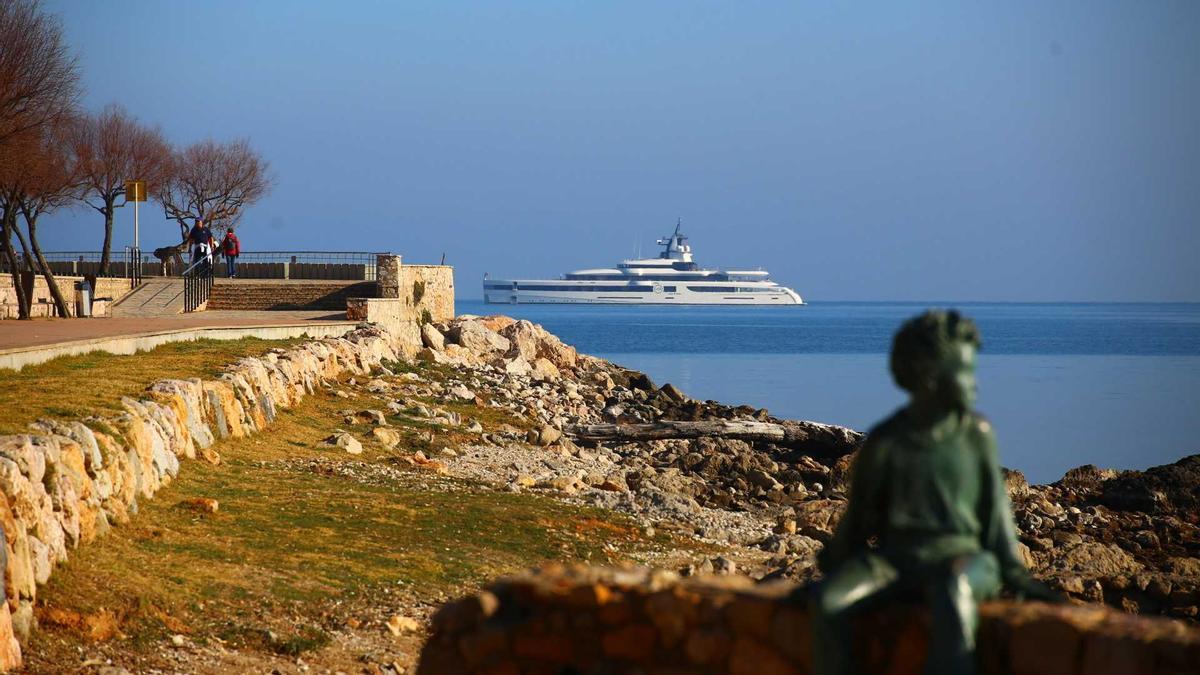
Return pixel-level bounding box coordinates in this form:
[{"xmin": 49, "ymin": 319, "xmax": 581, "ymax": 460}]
[{"xmin": 419, "ymin": 564, "xmax": 1200, "ymax": 675}]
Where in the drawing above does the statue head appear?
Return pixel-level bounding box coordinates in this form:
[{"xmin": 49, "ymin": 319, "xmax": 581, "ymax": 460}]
[{"xmin": 890, "ymin": 310, "xmax": 981, "ymax": 411}]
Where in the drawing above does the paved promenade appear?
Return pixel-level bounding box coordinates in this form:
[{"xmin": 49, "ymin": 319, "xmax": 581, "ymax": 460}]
[{"xmin": 0, "ymin": 310, "xmax": 352, "ymax": 351}]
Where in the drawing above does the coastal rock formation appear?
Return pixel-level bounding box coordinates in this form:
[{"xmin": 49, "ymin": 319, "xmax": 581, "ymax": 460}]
[{"xmin": 406, "ymin": 316, "xmax": 1200, "ymax": 621}]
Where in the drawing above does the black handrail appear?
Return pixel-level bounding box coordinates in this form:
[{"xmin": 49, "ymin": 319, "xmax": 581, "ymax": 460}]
[
  {"xmin": 125, "ymin": 246, "xmax": 142, "ymax": 288},
  {"xmin": 182, "ymin": 257, "xmax": 214, "ymax": 312}
]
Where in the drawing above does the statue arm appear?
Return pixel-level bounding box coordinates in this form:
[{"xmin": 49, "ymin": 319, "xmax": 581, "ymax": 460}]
[
  {"xmin": 819, "ymin": 435, "xmax": 886, "ymax": 572},
  {"xmin": 977, "ymin": 422, "xmax": 1061, "ymax": 601}
]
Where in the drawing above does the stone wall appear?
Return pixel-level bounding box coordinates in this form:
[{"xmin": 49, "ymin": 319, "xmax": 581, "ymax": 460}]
[
  {"xmin": 346, "ymin": 258, "xmax": 453, "ymax": 347},
  {"xmin": 418, "ymin": 565, "xmax": 1200, "ymax": 675},
  {"xmin": 1, "ymin": 274, "xmax": 133, "ymax": 319},
  {"xmin": 397, "ymin": 264, "xmax": 455, "ymax": 323},
  {"xmin": 0, "ymin": 324, "xmax": 419, "ymax": 671}
]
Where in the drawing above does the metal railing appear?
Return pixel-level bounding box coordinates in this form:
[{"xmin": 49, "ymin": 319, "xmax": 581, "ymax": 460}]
[
  {"xmin": 182, "ymin": 257, "xmax": 214, "ymax": 312},
  {"xmin": 21, "ymin": 250, "xmax": 389, "ymax": 281},
  {"xmin": 0, "ymin": 250, "xmax": 155, "ymax": 279},
  {"xmin": 124, "ymin": 246, "xmax": 142, "ymax": 287}
]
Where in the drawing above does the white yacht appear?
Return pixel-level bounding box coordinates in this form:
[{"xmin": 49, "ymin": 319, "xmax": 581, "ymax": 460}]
[{"xmin": 483, "ymin": 222, "xmax": 804, "ymax": 305}]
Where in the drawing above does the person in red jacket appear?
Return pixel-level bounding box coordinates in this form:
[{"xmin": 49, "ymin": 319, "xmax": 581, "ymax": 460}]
[{"xmin": 221, "ymin": 228, "xmax": 241, "ymax": 277}]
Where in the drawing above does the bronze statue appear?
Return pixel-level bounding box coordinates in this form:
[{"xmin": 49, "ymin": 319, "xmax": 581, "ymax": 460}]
[{"xmin": 810, "ymin": 310, "xmax": 1057, "ymax": 675}]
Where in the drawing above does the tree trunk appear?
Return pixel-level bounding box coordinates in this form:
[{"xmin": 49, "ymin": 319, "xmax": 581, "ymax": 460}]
[
  {"xmin": 23, "ymin": 210, "xmax": 70, "ymax": 318},
  {"xmin": 10, "ymin": 221, "xmax": 33, "ymax": 272},
  {"xmin": 565, "ymin": 419, "xmax": 863, "ymax": 456},
  {"xmin": 0, "ymin": 212, "xmax": 30, "ymax": 319},
  {"xmin": 98, "ymin": 199, "xmax": 115, "ymax": 276}
]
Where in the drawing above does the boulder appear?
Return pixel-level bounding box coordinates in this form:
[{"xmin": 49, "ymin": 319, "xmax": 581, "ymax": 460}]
[
  {"xmin": 1051, "ymin": 541, "xmax": 1144, "ymax": 578},
  {"xmin": 421, "ymin": 323, "xmax": 446, "ymax": 351},
  {"xmin": 500, "ymin": 320, "xmax": 541, "ymax": 363},
  {"xmin": 324, "ymin": 432, "xmax": 363, "ymax": 455},
  {"xmin": 1099, "ymin": 455, "xmax": 1200, "ymax": 514},
  {"xmin": 537, "ymin": 426, "xmax": 562, "ymax": 446},
  {"xmin": 531, "ymin": 358, "xmax": 561, "ymax": 382},
  {"xmin": 372, "ymin": 427, "xmax": 403, "ymax": 448},
  {"xmin": 446, "ymin": 321, "xmax": 511, "ymax": 355},
  {"xmin": 503, "ymin": 357, "xmax": 533, "ymax": 378}
]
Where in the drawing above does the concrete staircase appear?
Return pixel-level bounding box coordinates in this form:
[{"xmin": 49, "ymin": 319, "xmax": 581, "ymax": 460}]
[
  {"xmin": 110, "ymin": 278, "xmax": 185, "ymax": 317},
  {"xmin": 206, "ymin": 280, "xmax": 375, "ymax": 311}
]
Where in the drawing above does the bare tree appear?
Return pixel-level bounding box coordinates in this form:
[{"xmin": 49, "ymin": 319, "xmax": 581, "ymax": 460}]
[
  {"xmin": 156, "ymin": 139, "xmax": 271, "ymax": 243},
  {"xmin": 0, "ymin": 0, "xmax": 79, "ymax": 146},
  {"xmin": 6, "ymin": 118, "xmax": 82, "ymax": 317},
  {"xmin": 0, "ymin": 0, "xmax": 80, "ymax": 319},
  {"xmin": 73, "ymin": 104, "xmax": 171, "ymax": 274}
]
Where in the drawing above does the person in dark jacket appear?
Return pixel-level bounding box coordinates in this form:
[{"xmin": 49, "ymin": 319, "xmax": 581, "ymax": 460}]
[
  {"xmin": 188, "ymin": 219, "xmax": 215, "ymax": 266},
  {"xmin": 221, "ymin": 229, "xmax": 241, "ymax": 277}
]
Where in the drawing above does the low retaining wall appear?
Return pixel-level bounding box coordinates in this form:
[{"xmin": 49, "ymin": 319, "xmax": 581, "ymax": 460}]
[
  {"xmin": 1, "ymin": 274, "xmax": 133, "ymax": 320},
  {"xmin": 0, "ymin": 322, "xmax": 358, "ymax": 372},
  {"xmin": 419, "ymin": 565, "xmax": 1200, "ymax": 675},
  {"xmin": 0, "ymin": 323, "xmax": 421, "ymax": 670}
]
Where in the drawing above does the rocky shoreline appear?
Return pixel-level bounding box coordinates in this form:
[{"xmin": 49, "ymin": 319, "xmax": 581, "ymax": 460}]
[{"xmin": 407, "ymin": 314, "xmax": 1200, "ymax": 620}]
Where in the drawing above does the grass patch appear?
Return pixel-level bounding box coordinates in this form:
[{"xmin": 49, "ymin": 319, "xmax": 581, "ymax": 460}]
[
  {"xmin": 27, "ymin": 382, "xmax": 676, "ymax": 665},
  {"xmin": 0, "ymin": 337, "xmax": 304, "ymax": 434}
]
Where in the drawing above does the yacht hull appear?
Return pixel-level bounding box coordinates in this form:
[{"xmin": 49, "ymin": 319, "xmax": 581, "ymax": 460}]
[{"xmin": 483, "ymin": 284, "xmax": 804, "ymax": 305}]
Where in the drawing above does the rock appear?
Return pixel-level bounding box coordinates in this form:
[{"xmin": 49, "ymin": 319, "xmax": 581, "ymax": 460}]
[
  {"xmin": 324, "ymin": 432, "xmax": 363, "ymax": 455},
  {"xmin": 660, "ymin": 383, "xmax": 686, "ymax": 402},
  {"xmin": 531, "ymin": 358, "xmax": 561, "ymax": 382},
  {"xmin": 503, "ymin": 357, "xmax": 533, "ymax": 378},
  {"xmin": 1002, "ymin": 467, "xmax": 1030, "ymax": 498},
  {"xmin": 446, "ymin": 321, "xmax": 510, "ymax": 355},
  {"xmin": 500, "ymin": 320, "xmax": 541, "ymax": 362},
  {"xmin": 1099, "ymin": 455, "xmax": 1200, "ymax": 514},
  {"xmin": 627, "ymin": 372, "xmax": 655, "ymax": 392},
  {"xmin": 537, "ymin": 426, "xmax": 562, "ymax": 446},
  {"xmin": 1055, "ymin": 464, "xmax": 1118, "ymax": 495},
  {"xmin": 421, "ymin": 323, "xmax": 445, "ymax": 351},
  {"xmin": 170, "ymin": 634, "xmax": 185, "ymax": 647},
  {"xmin": 179, "ymin": 498, "xmax": 219, "ymax": 514},
  {"xmin": 1053, "ymin": 542, "xmax": 1144, "ymax": 578},
  {"xmin": 347, "ymin": 410, "xmax": 389, "ymax": 426},
  {"xmin": 371, "ymin": 427, "xmax": 402, "ymax": 448},
  {"xmin": 416, "ymin": 347, "xmax": 451, "ymax": 364},
  {"xmin": 449, "ymin": 385, "xmax": 476, "ymax": 401},
  {"xmin": 387, "ymin": 615, "xmax": 420, "ymax": 636}
]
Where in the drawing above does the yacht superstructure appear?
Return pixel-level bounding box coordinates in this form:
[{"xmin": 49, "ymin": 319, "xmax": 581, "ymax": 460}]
[{"xmin": 483, "ymin": 222, "xmax": 803, "ymax": 305}]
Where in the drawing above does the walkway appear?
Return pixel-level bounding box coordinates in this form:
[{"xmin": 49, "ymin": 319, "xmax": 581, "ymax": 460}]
[{"xmin": 0, "ymin": 310, "xmax": 352, "ymax": 351}]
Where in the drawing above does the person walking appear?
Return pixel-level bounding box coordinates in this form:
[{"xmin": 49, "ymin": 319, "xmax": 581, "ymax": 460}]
[
  {"xmin": 221, "ymin": 228, "xmax": 241, "ymax": 277},
  {"xmin": 188, "ymin": 219, "xmax": 216, "ymax": 266}
]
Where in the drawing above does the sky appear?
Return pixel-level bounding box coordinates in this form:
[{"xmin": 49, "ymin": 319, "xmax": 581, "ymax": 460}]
[{"xmin": 39, "ymin": 0, "xmax": 1200, "ymax": 302}]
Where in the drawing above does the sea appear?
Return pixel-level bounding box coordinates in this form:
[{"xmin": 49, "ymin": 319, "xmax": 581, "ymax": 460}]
[{"xmin": 456, "ymin": 300, "xmax": 1200, "ymax": 485}]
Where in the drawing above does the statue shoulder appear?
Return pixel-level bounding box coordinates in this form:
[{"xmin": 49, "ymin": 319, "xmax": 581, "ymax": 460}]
[
  {"xmin": 862, "ymin": 409, "xmax": 906, "ymax": 454},
  {"xmin": 868, "ymin": 409, "xmax": 908, "ymax": 440},
  {"xmin": 964, "ymin": 412, "xmax": 999, "ymax": 455}
]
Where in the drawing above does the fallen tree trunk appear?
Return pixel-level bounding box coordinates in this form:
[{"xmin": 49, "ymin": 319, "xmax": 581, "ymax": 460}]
[{"xmin": 565, "ymin": 419, "xmax": 864, "ymax": 456}]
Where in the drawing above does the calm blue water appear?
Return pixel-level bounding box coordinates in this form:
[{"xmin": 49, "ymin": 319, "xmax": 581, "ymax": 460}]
[{"xmin": 458, "ymin": 301, "xmax": 1200, "ymax": 483}]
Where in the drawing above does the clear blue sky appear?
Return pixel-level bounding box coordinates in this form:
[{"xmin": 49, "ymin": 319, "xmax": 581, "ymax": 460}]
[{"xmin": 40, "ymin": 1, "xmax": 1200, "ymax": 301}]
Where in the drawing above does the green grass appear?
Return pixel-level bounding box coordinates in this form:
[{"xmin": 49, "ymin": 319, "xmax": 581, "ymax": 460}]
[{"xmin": 0, "ymin": 337, "xmax": 304, "ymax": 434}]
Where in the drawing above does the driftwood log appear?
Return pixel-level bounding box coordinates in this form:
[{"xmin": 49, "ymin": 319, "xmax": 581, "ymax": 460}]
[{"xmin": 565, "ymin": 419, "xmax": 863, "ymax": 457}]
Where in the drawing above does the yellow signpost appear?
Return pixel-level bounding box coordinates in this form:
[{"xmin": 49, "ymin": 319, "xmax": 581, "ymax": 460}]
[{"xmin": 124, "ymin": 180, "xmax": 146, "ymax": 201}]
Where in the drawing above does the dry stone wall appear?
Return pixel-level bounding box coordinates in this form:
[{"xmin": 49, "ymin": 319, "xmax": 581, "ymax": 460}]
[
  {"xmin": 419, "ymin": 565, "xmax": 1200, "ymax": 675},
  {"xmin": 0, "ymin": 324, "xmax": 415, "ymax": 671}
]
